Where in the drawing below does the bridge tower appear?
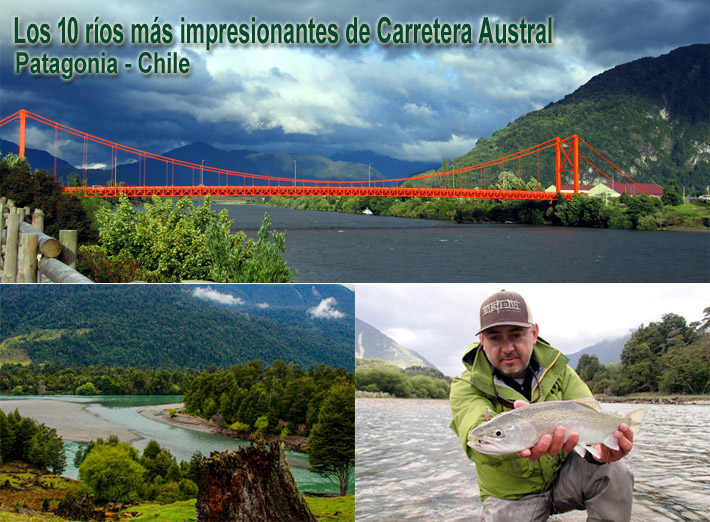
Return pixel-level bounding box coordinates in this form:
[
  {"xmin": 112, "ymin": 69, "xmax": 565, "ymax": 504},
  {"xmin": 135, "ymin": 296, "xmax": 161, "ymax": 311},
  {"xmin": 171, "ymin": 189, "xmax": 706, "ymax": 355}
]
[
  {"xmin": 18, "ymin": 110, "xmax": 27, "ymax": 158},
  {"xmin": 555, "ymin": 135, "xmax": 580, "ymax": 194}
]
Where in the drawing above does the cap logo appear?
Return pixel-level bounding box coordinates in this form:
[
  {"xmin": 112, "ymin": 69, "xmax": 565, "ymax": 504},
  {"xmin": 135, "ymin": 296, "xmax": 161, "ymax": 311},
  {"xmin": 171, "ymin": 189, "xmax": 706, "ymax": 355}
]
[{"xmin": 482, "ymin": 298, "xmax": 521, "ymax": 316}]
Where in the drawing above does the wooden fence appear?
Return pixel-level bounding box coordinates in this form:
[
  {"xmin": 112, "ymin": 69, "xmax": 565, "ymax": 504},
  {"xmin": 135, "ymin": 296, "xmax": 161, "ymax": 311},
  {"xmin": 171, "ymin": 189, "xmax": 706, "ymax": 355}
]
[{"xmin": 0, "ymin": 196, "xmax": 93, "ymax": 283}]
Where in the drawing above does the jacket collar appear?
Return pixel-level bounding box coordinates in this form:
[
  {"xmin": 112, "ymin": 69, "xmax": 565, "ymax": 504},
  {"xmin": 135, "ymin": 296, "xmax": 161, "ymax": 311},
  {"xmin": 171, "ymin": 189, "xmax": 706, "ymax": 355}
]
[{"xmin": 461, "ymin": 337, "xmax": 568, "ymax": 405}]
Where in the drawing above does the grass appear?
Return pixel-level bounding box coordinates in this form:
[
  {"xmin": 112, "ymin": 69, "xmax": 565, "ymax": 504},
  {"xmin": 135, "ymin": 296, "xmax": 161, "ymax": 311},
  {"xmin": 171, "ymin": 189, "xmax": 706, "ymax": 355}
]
[
  {"xmin": 0, "ymin": 513, "xmax": 70, "ymax": 522},
  {"xmin": 0, "ymin": 329, "xmax": 92, "ymax": 366},
  {"xmin": 0, "ymin": 462, "xmax": 79, "ymax": 519},
  {"xmin": 116, "ymin": 499, "xmax": 196, "ymax": 521},
  {"xmin": 116, "ymin": 495, "xmax": 355, "ymax": 522},
  {"xmin": 306, "ymin": 494, "xmax": 355, "ymax": 522},
  {"xmin": 0, "ymin": 462, "xmax": 354, "ymax": 522},
  {"xmin": 658, "ymin": 203, "xmax": 710, "ymax": 229}
]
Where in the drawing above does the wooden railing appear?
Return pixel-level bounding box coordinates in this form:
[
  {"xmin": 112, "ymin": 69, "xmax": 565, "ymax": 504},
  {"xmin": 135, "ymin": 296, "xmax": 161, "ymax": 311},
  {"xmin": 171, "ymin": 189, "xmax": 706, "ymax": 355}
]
[{"xmin": 0, "ymin": 196, "xmax": 93, "ymax": 283}]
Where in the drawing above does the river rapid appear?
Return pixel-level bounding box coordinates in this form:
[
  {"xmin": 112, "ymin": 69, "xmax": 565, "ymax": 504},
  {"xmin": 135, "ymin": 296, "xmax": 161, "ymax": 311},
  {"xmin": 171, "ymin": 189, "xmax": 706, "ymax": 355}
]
[
  {"xmin": 355, "ymin": 398, "xmax": 710, "ymax": 521},
  {"xmin": 214, "ymin": 204, "xmax": 710, "ymax": 283}
]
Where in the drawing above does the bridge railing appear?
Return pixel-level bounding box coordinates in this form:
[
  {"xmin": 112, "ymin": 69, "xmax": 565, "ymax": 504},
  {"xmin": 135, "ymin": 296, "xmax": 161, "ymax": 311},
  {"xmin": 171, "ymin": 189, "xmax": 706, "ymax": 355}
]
[{"xmin": 0, "ymin": 196, "xmax": 92, "ymax": 283}]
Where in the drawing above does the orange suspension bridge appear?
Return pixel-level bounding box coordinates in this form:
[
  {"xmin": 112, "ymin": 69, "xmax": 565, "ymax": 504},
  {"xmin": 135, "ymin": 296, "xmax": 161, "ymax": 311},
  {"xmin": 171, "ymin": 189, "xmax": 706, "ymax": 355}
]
[{"xmin": 0, "ymin": 110, "xmax": 648, "ymax": 200}]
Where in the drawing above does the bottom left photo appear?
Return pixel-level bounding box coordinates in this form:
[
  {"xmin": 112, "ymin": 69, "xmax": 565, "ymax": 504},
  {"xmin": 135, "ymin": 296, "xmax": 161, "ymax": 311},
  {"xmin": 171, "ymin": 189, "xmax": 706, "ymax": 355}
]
[{"xmin": 0, "ymin": 284, "xmax": 355, "ymax": 522}]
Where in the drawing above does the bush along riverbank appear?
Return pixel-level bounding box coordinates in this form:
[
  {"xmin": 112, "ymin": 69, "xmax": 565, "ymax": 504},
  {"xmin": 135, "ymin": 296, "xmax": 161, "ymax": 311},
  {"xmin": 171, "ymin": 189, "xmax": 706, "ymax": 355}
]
[{"xmin": 261, "ymin": 193, "xmax": 710, "ymax": 231}]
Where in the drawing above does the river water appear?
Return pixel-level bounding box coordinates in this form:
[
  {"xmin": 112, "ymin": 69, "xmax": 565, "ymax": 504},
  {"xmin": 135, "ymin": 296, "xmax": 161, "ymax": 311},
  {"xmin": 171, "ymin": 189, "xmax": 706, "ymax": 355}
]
[
  {"xmin": 214, "ymin": 204, "xmax": 710, "ymax": 283},
  {"xmin": 0, "ymin": 395, "xmax": 341, "ymax": 494},
  {"xmin": 355, "ymin": 398, "xmax": 710, "ymax": 521}
]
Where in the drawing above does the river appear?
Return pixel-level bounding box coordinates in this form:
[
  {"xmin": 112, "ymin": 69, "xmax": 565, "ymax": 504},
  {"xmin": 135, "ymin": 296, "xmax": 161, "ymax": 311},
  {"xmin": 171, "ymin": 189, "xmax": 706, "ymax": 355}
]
[
  {"xmin": 0, "ymin": 395, "xmax": 343, "ymax": 495},
  {"xmin": 355, "ymin": 398, "xmax": 710, "ymax": 522},
  {"xmin": 213, "ymin": 204, "xmax": 710, "ymax": 283}
]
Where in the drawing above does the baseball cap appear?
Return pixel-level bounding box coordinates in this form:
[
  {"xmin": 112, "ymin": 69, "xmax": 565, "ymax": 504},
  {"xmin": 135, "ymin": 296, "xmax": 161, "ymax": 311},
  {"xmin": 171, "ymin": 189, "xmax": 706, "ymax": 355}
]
[{"xmin": 476, "ymin": 290, "xmax": 534, "ymax": 335}]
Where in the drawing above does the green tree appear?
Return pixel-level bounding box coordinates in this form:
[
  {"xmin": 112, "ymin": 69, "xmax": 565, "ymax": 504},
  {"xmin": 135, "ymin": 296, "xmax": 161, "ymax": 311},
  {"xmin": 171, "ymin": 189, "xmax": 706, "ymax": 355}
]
[
  {"xmin": 575, "ymin": 354, "xmax": 602, "ymax": 383},
  {"xmin": 67, "ymin": 172, "xmax": 83, "ymax": 187},
  {"xmin": 26, "ymin": 425, "xmax": 66, "ymax": 474},
  {"xmin": 0, "ymin": 155, "xmax": 95, "ymax": 242},
  {"xmin": 659, "ymin": 335, "xmax": 710, "ymax": 394},
  {"xmin": 307, "ymin": 382, "xmax": 354, "ymax": 496},
  {"xmin": 662, "ymin": 179, "xmax": 683, "ymax": 206},
  {"xmin": 76, "ymin": 382, "xmax": 97, "ymax": 395},
  {"xmin": 79, "ymin": 443, "xmax": 146, "ymax": 502}
]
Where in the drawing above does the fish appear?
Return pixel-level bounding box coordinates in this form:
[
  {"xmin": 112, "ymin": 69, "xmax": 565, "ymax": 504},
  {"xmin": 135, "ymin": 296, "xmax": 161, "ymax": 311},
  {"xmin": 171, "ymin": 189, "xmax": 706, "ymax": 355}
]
[{"xmin": 467, "ymin": 397, "xmax": 645, "ymax": 459}]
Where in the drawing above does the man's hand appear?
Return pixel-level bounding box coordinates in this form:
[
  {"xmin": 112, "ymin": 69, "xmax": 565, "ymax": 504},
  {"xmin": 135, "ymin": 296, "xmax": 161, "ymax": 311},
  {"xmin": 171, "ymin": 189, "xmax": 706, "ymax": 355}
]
[
  {"xmin": 592, "ymin": 422, "xmax": 634, "ymax": 463},
  {"xmin": 513, "ymin": 400, "xmax": 580, "ymax": 461}
]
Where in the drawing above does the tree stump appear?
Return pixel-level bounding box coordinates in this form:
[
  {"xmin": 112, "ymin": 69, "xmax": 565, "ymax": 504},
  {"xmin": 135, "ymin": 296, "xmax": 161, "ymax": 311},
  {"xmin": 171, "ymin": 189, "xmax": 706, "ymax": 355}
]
[
  {"xmin": 55, "ymin": 494, "xmax": 105, "ymax": 521},
  {"xmin": 195, "ymin": 443, "xmax": 316, "ymax": 522}
]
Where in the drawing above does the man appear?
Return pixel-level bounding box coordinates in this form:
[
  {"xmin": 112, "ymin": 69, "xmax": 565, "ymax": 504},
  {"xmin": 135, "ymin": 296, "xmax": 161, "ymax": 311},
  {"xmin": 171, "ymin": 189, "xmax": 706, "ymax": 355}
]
[{"xmin": 449, "ymin": 290, "xmax": 635, "ymax": 521}]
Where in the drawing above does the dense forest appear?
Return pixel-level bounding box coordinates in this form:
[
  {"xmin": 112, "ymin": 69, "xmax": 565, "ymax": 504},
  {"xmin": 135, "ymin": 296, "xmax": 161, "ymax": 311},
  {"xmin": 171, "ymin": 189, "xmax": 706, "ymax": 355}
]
[
  {"xmin": 184, "ymin": 360, "xmax": 353, "ymax": 436},
  {"xmin": 0, "ymin": 358, "xmax": 354, "ymax": 437},
  {"xmin": 0, "ymin": 363, "xmax": 196, "ymax": 396},
  {"xmin": 355, "ymin": 360, "xmax": 451, "ymax": 399},
  {"xmin": 575, "ymin": 310, "xmax": 710, "ymax": 396},
  {"xmin": 0, "ymin": 285, "xmax": 355, "ymax": 371}
]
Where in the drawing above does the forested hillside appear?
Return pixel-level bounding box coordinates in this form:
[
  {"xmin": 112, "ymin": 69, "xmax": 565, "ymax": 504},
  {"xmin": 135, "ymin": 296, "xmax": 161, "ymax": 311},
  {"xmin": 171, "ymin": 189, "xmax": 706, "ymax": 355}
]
[
  {"xmin": 575, "ymin": 310, "xmax": 710, "ymax": 396},
  {"xmin": 442, "ymin": 44, "xmax": 709, "ymax": 190},
  {"xmin": 0, "ymin": 285, "xmax": 354, "ymax": 371}
]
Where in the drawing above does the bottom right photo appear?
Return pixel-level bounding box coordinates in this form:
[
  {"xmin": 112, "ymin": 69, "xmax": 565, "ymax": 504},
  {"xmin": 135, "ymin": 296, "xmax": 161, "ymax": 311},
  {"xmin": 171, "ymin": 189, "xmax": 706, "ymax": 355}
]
[{"xmin": 354, "ymin": 283, "xmax": 710, "ymax": 522}]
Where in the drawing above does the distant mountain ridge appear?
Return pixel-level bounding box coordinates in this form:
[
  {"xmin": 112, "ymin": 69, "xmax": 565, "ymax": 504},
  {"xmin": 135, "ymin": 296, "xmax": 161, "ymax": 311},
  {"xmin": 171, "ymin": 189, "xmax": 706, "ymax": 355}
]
[
  {"xmin": 355, "ymin": 318, "xmax": 438, "ymax": 370},
  {"xmin": 1, "ymin": 138, "xmax": 433, "ymax": 187},
  {"xmin": 0, "ymin": 138, "xmax": 76, "ymax": 179},
  {"xmin": 0, "ymin": 285, "xmax": 354, "ymax": 371},
  {"xmin": 446, "ymin": 44, "xmax": 710, "ymax": 189},
  {"xmin": 565, "ymin": 333, "xmax": 632, "ymax": 370},
  {"xmin": 330, "ymin": 150, "xmax": 437, "ymax": 179}
]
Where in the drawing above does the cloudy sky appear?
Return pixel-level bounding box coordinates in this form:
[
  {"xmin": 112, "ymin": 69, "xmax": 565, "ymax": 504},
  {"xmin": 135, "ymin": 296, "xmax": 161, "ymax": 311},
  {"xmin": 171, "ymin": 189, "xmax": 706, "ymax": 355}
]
[
  {"xmin": 1, "ymin": 0, "xmax": 707, "ymax": 170},
  {"xmin": 355, "ymin": 283, "xmax": 709, "ymax": 377}
]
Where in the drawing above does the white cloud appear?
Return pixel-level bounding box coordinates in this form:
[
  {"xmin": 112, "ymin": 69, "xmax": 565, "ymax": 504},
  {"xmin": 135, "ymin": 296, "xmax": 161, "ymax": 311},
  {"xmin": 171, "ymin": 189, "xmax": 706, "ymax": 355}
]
[
  {"xmin": 403, "ymin": 102, "xmax": 436, "ymax": 117},
  {"xmin": 257, "ymin": 302, "xmax": 270, "ymax": 309},
  {"xmin": 192, "ymin": 286, "xmax": 245, "ymax": 306},
  {"xmin": 398, "ymin": 133, "xmax": 479, "ymax": 162},
  {"xmin": 309, "ymin": 297, "xmax": 345, "ymax": 319},
  {"xmin": 196, "ymin": 47, "xmax": 370, "ymax": 134}
]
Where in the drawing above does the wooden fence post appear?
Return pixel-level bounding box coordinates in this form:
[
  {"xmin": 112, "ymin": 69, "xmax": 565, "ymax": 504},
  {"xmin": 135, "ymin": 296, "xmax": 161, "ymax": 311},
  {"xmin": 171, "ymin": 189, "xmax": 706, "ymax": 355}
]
[
  {"xmin": 18, "ymin": 232, "xmax": 38, "ymax": 283},
  {"xmin": 59, "ymin": 230, "xmax": 78, "ymax": 269},
  {"xmin": 19, "ymin": 222, "xmax": 62, "ymax": 258},
  {"xmin": 32, "ymin": 208, "xmax": 45, "ymax": 233},
  {"xmin": 3, "ymin": 212, "xmax": 20, "ymax": 283}
]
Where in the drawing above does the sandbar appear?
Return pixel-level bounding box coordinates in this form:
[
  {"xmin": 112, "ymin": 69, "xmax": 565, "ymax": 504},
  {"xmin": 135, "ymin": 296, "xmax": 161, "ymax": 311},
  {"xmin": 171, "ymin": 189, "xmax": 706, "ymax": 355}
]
[
  {"xmin": 136, "ymin": 403, "xmax": 216, "ymax": 435},
  {"xmin": 0, "ymin": 399, "xmax": 140, "ymax": 443}
]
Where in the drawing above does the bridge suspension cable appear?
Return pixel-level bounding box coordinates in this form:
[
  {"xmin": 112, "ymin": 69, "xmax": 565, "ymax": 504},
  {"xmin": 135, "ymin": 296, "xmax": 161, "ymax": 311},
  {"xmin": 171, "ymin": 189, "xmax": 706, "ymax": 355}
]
[{"xmin": 0, "ymin": 109, "xmax": 647, "ymax": 199}]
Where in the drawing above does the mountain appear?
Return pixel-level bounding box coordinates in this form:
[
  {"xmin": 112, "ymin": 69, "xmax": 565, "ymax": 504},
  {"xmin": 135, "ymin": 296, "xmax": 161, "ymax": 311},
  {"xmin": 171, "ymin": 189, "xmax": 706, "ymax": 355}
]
[
  {"xmin": 0, "ymin": 285, "xmax": 354, "ymax": 371},
  {"xmin": 161, "ymin": 142, "xmax": 392, "ymax": 185},
  {"xmin": 355, "ymin": 318, "xmax": 438, "ymax": 370},
  {"xmin": 1, "ymin": 138, "xmax": 432, "ymax": 187},
  {"xmin": 330, "ymin": 150, "xmax": 437, "ymax": 179},
  {"xmin": 566, "ymin": 333, "xmax": 632, "ymax": 370},
  {"xmin": 0, "ymin": 139, "xmax": 77, "ymax": 180},
  {"xmin": 444, "ymin": 44, "xmax": 710, "ymax": 190}
]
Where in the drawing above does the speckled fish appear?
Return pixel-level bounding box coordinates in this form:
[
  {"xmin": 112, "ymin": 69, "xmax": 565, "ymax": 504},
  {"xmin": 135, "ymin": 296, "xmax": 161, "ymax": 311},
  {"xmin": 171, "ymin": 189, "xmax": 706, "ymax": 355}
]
[{"xmin": 468, "ymin": 397, "xmax": 645, "ymax": 459}]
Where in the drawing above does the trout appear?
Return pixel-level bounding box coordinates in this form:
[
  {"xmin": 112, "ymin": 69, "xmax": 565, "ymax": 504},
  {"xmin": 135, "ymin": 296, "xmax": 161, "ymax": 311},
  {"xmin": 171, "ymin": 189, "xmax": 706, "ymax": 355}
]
[{"xmin": 468, "ymin": 397, "xmax": 645, "ymax": 459}]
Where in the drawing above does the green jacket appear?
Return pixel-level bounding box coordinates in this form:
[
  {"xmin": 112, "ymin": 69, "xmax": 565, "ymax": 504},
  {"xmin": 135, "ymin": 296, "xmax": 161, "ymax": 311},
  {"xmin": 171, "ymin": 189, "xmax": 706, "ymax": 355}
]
[{"xmin": 449, "ymin": 337, "xmax": 592, "ymax": 501}]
